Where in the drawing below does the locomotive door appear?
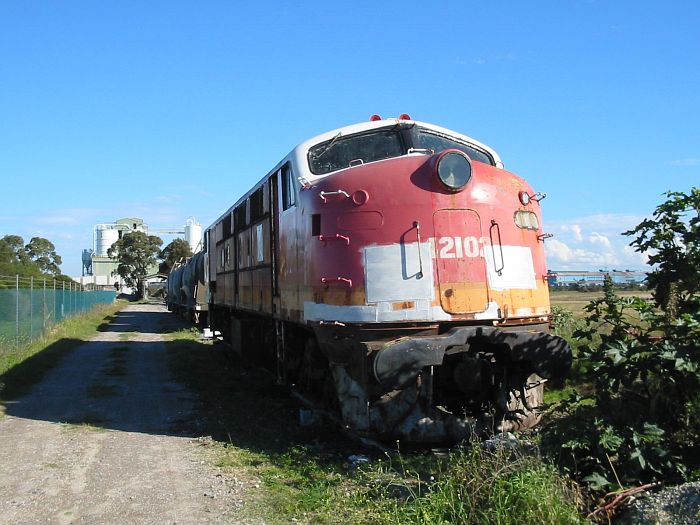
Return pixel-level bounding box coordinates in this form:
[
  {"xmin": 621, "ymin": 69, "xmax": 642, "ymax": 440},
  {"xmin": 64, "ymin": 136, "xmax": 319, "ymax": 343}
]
[
  {"xmin": 433, "ymin": 209, "xmax": 490, "ymax": 314},
  {"xmin": 276, "ymin": 164, "xmax": 301, "ymax": 319}
]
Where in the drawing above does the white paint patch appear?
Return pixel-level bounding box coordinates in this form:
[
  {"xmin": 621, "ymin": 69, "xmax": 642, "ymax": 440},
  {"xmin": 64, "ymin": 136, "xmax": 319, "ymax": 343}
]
[
  {"xmin": 474, "ymin": 301, "xmax": 501, "ymax": 320},
  {"xmin": 484, "ymin": 246, "xmax": 537, "ymax": 290},
  {"xmin": 303, "ymin": 301, "xmax": 452, "ymax": 323},
  {"xmin": 364, "ymin": 242, "xmax": 434, "ymax": 303}
]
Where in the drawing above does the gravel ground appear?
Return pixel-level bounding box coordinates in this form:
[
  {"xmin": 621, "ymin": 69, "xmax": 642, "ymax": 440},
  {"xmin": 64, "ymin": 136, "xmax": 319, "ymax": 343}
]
[
  {"xmin": 0, "ymin": 304, "xmax": 258, "ymax": 525},
  {"xmin": 616, "ymin": 482, "xmax": 700, "ymax": 525}
]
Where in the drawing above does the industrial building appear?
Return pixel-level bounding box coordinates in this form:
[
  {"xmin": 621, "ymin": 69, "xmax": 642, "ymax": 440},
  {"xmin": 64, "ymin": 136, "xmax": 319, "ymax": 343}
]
[
  {"xmin": 547, "ymin": 269, "xmax": 646, "ymax": 287},
  {"xmin": 78, "ymin": 217, "xmax": 202, "ymax": 290}
]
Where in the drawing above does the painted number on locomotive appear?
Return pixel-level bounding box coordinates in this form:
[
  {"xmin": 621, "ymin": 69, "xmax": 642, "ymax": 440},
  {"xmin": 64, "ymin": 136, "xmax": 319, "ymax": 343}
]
[{"xmin": 437, "ymin": 236, "xmax": 490, "ymax": 259}]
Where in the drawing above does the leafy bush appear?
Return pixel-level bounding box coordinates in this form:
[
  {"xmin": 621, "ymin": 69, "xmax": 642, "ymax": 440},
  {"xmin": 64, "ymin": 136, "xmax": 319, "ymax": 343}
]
[
  {"xmin": 543, "ymin": 189, "xmax": 700, "ymax": 493},
  {"xmin": 551, "ymin": 306, "xmax": 579, "ymax": 337}
]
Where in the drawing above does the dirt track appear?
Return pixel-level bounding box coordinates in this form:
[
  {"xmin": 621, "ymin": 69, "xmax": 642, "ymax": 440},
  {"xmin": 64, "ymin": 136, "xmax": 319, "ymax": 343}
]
[{"xmin": 0, "ymin": 304, "xmax": 250, "ymax": 524}]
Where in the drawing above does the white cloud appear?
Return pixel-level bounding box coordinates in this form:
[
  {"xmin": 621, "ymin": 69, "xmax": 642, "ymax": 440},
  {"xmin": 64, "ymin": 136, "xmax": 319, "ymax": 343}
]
[
  {"xmin": 561, "ymin": 224, "xmax": 583, "ymax": 242},
  {"xmin": 546, "ymin": 239, "xmax": 573, "ymax": 262},
  {"xmin": 588, "ymin": 232, "xmax": 611, "ymax": 248},
  {"xmin": 668, "ymin": 158, "xmax": 700, "ymax": 167},
  {"xmin": 545, "ymin": 214, "xmax": 650, "ymax": 270},
  {"xmin": 30, "ymin": 208, "xmax": 103, "ymax": 227},
  {"xmin": 154, "ymin": 194, "xmax": 184, "ymax": 204},
  {"xmin": 34, "ymin": 215, "xmax": 81, "ymax": 226}
]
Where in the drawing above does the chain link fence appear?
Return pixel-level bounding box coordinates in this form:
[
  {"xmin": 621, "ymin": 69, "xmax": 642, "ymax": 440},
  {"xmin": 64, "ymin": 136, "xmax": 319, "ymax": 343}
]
[{"xmin": 0, "ymin": 275, "xmax": 116, "ymax": 352}]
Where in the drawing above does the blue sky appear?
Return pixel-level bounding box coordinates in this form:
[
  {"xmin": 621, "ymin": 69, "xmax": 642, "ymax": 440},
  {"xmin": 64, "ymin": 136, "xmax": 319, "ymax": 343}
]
[{"xmin": 1, "ymin": 1, "xmax": 698, "ymax": 276}]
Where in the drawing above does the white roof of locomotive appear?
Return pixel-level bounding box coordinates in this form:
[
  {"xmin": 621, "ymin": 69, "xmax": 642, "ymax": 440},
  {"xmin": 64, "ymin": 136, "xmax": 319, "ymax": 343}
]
[{"xmin": 289, "ymin": 118, "xmax": 504, "ymax": 187}]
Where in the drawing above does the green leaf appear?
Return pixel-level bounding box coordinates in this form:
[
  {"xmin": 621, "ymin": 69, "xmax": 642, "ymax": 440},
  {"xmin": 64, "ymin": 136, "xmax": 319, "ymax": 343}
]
[
  {"xmin": 630, "ymin": 448, "xmax": 647, "ymax": 470},
  {"xmin": 599, "ymin": 426, "xmax": 624, "ymax": 452},
  {"xmin": 583, "ymin": 472, "xmax": 611, "ymax": 491}
]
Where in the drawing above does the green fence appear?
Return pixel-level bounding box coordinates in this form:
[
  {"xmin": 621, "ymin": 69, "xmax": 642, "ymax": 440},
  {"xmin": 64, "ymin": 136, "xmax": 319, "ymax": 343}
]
[{"xmin": 0, "ymin": 275, "xmax": 116, "ymax": 352}]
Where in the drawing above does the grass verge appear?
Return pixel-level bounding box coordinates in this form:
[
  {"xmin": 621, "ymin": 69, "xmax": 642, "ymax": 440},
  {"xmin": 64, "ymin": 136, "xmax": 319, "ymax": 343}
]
[
  {"xmin": 167, "ymin": 328, "xmax": 589, "ymax": 524},
  {"xmin": 0, "ymin": 301, "xmax": 124, "ymax": 402}
]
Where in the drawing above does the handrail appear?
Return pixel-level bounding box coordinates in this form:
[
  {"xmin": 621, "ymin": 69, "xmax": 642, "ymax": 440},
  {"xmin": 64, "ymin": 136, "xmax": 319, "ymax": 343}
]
[
  {"xmin": 318, "ymin": 234, "xmax": 350, "ymax": 245},
  {"xmin": 319, "ymin": 190, "xmax": 350, "ymax": 203},
  {"xmin": 489, "ymin": 220, "xmax": 504, "ymax": 276},
  {"xmin": 320, "ymin": 277, "xmax": 353, "ymax": 287},
  {"xmin": 413, "ymin": 221, "xmax": 424, "ymax": 279}
]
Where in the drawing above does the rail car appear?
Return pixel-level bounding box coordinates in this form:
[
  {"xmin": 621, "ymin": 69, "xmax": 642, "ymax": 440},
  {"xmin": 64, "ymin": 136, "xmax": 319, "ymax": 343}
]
[
  {"xmin": 165, "ymin": 252, "xmax": 208, "ymax": 325},
  {"xmin": 173, "ymin": 114, "xmax": 572, "ymax": 443}
]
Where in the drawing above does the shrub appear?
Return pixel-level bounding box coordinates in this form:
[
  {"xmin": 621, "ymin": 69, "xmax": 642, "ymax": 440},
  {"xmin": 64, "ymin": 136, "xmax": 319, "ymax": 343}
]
[{"xmin": 543, "ymin": 189, "xmax": 700, "ymax": 494}]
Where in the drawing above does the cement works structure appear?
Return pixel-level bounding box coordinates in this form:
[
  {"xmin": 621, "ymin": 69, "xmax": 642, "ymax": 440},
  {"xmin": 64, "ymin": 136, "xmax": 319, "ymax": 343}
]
[{"xmin": 78, "ymin": 217, "xmax": 202, "ymax": 289}]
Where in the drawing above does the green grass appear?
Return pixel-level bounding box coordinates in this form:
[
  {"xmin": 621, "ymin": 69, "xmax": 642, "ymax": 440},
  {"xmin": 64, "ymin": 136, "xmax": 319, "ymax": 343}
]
[
  {"xmin": 61, "ymin": 421, "xmax": 107, "ymax": 432},
  {"xmin": 371, "ymin": 446, "xmax": 589, "ymax": 525},
  {"xmin": 550, "ymin": 289, "xmax": 652, "ymax": 321},
  {"xmin": 0, "ymin": 301, "xmax": 124, "ymax": 402},
  {"xmin": 166, "ymin": 328, "xmax": 589, "ymax": 524}
]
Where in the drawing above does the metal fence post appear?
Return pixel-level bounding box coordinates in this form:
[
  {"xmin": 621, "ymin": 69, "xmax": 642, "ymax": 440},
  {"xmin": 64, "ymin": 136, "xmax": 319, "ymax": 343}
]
[
  {"xmin": 15, "ymin": 274, "xmax": 19, "ymax": 349},
  {"xmin": 43, "ymin": 278, "xmax": 47, "ymax": 336},
  {"xmin": 30, "ymin": 276, "xmax": 34, "ymax": 342}
]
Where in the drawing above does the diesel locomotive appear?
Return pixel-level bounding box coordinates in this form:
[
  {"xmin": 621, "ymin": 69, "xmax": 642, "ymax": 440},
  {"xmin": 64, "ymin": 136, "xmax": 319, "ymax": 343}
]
[{"xmin": 171, "ymin": 115, "xmax": 572, "ymax": 443}]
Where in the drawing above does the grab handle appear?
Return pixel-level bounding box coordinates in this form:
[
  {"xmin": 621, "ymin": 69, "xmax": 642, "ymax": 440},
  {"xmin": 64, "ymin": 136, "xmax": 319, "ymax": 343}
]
[
  {"xmin": 489, "ymin": 219, "xmax": 504, "ymax": 276},
  {"xmin": 413, "ymin": 221, "xmax": 424, "ymax": 279}
]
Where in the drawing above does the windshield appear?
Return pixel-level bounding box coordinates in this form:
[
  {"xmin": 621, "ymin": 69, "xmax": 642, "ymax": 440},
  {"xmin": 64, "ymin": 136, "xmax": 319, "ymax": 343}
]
[
  {"xmin": 412, "ymin": 128, "xmax": 495, "ymax": 166},
  {"xmin": 308, "ymin": 129, "xmax": 404, "ymax": 175}
]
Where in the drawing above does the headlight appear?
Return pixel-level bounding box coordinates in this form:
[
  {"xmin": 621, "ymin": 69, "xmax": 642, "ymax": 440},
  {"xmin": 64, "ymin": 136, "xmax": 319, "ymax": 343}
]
[{"xmin": 437, "ymin": 151, "xmax": 472, "ymax": 191}]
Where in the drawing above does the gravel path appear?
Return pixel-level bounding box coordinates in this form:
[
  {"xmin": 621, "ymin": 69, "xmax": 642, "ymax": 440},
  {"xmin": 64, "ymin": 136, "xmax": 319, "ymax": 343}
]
[{"xmin": 0, "ymin": 304, "xmax": 250, "ymax": 524}]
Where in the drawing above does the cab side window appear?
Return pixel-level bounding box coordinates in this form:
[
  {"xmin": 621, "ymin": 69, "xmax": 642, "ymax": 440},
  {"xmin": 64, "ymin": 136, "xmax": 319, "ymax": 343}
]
[{"xmin": 281, "ymin": 164, "xmax": 296, "ymax": 210}]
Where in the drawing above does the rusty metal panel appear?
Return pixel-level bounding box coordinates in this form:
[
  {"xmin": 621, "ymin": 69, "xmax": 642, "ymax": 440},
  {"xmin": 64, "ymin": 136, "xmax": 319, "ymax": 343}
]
[
  {"xmin": 252, "ymin": 267, "xmax": 272, "ymax": 313},
  {"xmin": 237, "ymin": 269, "xmax": 253, "ymax": 310}
]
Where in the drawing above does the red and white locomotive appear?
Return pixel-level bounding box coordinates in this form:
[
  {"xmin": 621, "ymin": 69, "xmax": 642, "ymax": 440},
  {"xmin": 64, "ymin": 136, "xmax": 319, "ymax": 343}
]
[{"xmin": 186, "ymin": 115, "xmax": 571, "ymax": 443}]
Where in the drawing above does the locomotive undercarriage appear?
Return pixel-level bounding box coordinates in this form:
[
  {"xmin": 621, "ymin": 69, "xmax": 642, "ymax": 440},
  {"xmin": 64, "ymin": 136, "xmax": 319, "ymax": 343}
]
[
  {"xmin": 313, "ymin": 323, "xmax": 572, "ymax": 443},
  {"xmin": 210, "ymin": 304, "xmax": 571, "ymax": 444}
]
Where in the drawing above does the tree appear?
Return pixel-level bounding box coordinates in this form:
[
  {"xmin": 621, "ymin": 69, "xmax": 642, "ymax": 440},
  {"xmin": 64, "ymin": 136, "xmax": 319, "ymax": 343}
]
[
  {"xmin": 0, "ymin": 234, "xmax": 65, "ymax": 278},
  {"xmin": 107, "ymin": 231, "xmax": 163, "ymax": 298},
  {"xmin": 0, "ymin": 235, "xmax": 29, "ymax": 265},
  {"xmin": 159, "ymin": 238, "xmax": 193, "ymax": 274},
  {"xmin": 25, "ymin": 237, "xmax": 63, "ymax": 275},
  {"xmin": 625, "ymin": 188, "xmax": 700, "ymax": 321}
]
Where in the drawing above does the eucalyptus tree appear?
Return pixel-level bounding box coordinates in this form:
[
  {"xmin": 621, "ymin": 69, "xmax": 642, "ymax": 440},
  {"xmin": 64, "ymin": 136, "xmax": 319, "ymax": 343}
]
[
  {"xmin": 159, "ymin": 238, "xmax": 193, "ymax": 274},
  {"xmin": 107, "ymin": 231, "xmax": 163, "ymax": 298}
]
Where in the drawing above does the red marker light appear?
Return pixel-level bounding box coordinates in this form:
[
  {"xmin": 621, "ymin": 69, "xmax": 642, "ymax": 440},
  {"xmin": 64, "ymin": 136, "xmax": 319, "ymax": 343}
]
[
  {"xmin": 369, "ymin": 114, "xmax": 382, "ymax": 121},
  {"xmin": 399, "ymin": 113, "xmax": 411, "ymax": 120}
]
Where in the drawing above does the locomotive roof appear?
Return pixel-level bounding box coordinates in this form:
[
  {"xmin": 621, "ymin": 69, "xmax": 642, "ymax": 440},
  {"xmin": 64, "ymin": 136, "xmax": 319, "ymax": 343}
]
[
  {"xmin": 297, "ymin": 118, "xmax": 503, "ymax": 169},
  {"xmin": 207, "ymin": 119, "xmax": 504, "ymax": 231}
]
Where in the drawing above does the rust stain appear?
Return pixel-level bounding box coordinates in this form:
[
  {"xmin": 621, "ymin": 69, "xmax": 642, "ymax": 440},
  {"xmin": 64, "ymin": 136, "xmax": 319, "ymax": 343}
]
[{"xmin": 391, "ymin": 301, "xmax": 415, "ymax": 311}]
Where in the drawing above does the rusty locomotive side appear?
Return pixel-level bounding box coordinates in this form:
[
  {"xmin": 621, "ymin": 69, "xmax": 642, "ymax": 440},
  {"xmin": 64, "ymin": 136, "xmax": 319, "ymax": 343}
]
[{"xmin": 191, "ymin": 116, "xmax": 571, "ymax": 443}]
